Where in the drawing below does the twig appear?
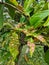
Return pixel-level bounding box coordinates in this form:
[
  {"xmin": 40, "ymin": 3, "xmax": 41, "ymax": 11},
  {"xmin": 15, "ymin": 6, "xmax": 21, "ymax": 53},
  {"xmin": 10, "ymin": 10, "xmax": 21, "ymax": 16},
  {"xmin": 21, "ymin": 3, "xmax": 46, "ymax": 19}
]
[{"xmin": 0, "ymin": 2, "xmax": 28, "ymax": 17}]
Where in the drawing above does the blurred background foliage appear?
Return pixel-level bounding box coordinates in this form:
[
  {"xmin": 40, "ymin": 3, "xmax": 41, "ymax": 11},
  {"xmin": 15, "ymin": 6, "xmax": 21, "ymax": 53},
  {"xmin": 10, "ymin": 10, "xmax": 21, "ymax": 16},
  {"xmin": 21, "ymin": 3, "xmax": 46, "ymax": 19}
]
[{"xmin": 0, "ymin": 0, "xmax": 49, "ymax": 65}]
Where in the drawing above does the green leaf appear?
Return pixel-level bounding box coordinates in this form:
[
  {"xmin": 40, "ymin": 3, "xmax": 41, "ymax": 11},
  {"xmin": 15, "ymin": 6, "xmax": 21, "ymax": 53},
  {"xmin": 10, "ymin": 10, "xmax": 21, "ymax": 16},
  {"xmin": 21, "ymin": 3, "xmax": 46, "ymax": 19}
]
[
  {"xmin": 18, "ymin": 45, "xmax": 48, "ymax": 65},
  {"xmin": 0, "ymin": 4, "xmax": 4, "ymax": 29},
  {"xmin": 45, "ymin": 49, "xmax": 49, "ymax": 64},
  {"xmin": 24, "ymin": 0, "xmax": 33, "ymax": 9},
  {"xmin": 30, "ymin": 10, "xmax": 49, "ymax": 28},
  {"xmin": 20, "ymin": 15, "xmax": 25, "ymax": 23},
  {"xmin": 5, "ymin": 0, "xmax": 16, "ymax": 19},
  {"xmin": 24, "ymin": 0, "xmax": 34, "ymax": 15},
  {"xmin": 44, "ymin": 17, "xmax": 49, "ymax": 26}
]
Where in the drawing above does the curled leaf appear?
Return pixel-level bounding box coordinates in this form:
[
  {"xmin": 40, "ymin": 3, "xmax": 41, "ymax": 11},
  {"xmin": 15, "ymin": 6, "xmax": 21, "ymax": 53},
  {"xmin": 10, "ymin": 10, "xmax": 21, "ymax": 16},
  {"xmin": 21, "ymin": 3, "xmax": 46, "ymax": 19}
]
[{"xmin": 27, "ymin": 40, "xmax": 35, "ymax": 57}]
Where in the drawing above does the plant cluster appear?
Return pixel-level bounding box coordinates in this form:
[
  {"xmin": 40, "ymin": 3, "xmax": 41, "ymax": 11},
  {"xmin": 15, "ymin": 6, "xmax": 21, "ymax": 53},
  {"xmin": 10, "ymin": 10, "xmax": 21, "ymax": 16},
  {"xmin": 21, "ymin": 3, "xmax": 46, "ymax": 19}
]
[{"xmin": 0, "ymin": 0, "xmax": 49, "ymax": 65}]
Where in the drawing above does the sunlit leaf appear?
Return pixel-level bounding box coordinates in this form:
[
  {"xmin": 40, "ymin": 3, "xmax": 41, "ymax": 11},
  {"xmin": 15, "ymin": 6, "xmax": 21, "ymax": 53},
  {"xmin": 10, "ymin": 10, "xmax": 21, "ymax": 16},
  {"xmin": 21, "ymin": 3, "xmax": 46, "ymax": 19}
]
[
  {"xmin": 9, "ymin": 32, "xmax": 20, "ymax": 60},
  {"xmin": 9, "ymin": 0, "xmax": 18, "ymax": 6},
  {"xmin": 30, "ymin": 10, "xmax": 49, "ymax": 28},
  {"xmin": 7, "ymin": 59, "xmax": 15, "ymax": 65},
  {"xmin": 44, "ymin": 17, "xmax": 49, "ymax": 26},
  {"xmin": 24, "ymin": 0, "xmax": 34, "ymax": 15}
]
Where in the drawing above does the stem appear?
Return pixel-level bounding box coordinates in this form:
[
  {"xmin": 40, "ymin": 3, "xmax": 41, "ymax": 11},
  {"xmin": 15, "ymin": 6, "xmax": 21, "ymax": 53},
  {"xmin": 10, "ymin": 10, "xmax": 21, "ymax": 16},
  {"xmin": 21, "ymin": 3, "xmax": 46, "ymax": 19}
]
[{"xmin": 0, "ymin": 2, "xmax": 28, "ymax": 17}]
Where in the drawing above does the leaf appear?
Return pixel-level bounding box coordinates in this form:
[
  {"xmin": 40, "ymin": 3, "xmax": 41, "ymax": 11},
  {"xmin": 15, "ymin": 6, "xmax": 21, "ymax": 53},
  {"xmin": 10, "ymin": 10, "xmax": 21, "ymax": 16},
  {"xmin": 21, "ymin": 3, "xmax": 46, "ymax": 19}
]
[
  {"xmin": 9, "ymin": 0, "xmax": 18, "ymax": 6},
  {"xmin": 5, "ymin": 0, "xmax": 23, "ymax": 19},
  {"xmin": 9, "ymin": 44, "xmax": 19, "ymax": 60},
  {"xmin": 9, "ymin": 0, "xmax": 23, "ymax": 12},
  {"xmin": 20, "ymin": 15, "xmax": 25, "ymax": 23},
  {"xmin": 44, "ymin": 17, "xmax": 49, "ymax": 26},
  {"xmin": 33, "ymin": 33, "xmax": 49, "ymax": 46},
  {"xmin": 0, "ymin": 4, "xmax": 4, "ymax": 29},
  {"xmin": 30, "ymin": 10, "xmax": 49, "ymax": 28},
  {"xmin": 9, "ymin": 32, "xmax": 20, "ymax": 60},
  {"xmin": 26, "ymin": 32, "xmax": 49, "ymax": 46},
  {"xmin": 27, "ymin": 42, "xmax": 35, "ymax": 57},
  {"xmin": 45, "ymin": 49, "xmax": 49, "ymax": 64},
  {"xmin": 5, "ymin": 0, "xmax": 16, "ymax": 19},
  {"xmin": 18, "ymin": 45, "xmax": 48, "ymax": 65},
  {"xmin": 24, "ymin": 0, "xmax": 34, "ymax": 15},
  {"xmin": 33, "ymin": 34, "xmax": 46, "ymax": 43},
  {"xmin": 7, "ymin": 59, "xmax": 15, "ymax": 65},
  {"xmin": 24, "ymin": 0, "xmax": 33, "ymax": 9}
]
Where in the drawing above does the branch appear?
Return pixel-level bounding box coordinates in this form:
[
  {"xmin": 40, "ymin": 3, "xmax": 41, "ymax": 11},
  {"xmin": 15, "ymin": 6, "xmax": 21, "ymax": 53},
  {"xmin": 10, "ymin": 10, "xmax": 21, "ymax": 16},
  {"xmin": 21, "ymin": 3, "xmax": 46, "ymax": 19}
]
[{"xmin": 0, "ymin": 2, "xmax": 28, "ymax": 17}]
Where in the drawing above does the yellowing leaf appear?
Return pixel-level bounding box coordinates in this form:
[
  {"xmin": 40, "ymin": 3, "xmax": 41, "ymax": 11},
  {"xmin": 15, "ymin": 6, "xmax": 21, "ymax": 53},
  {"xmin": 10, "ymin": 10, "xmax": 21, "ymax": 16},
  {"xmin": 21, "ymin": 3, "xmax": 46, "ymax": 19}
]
[
  {"xmin": 26, "ymin": 32, "xmax": 49, "ymax": 46},
  {"xmin": 7, "ymin": 59, "xmax": 15, "ymax": 65},
  {"xmin": 9, "ymin": 0, "xmax": 18, "ymax": 6},
  {"xmin": 9, "ymin": 0, "xmax": 23, "ymax": 12},
  {"xmin": 27, "ymin": 40, "xmax": 35, "ymax": 57},
  {"xmin": 9, "ymin": 44, "xmax": 19, "ymax": 60},
  {"xmin": 9, "ymin": 32, "xmax": 20, "ymax": 60}
]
